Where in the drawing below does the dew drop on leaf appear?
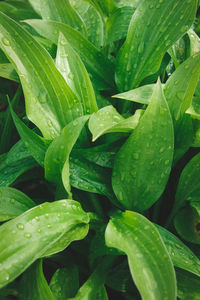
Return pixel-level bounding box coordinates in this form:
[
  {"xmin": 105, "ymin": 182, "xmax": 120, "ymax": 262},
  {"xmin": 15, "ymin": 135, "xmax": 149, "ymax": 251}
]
[
  {"xmin": 17, "ymin": 223, "xmax": 24, "ymax": 230},
  {"xmin": 2, "ymin": 37, "xmax": 10, "ymax": 46},
  {"xmin": 24, "ymin": 233, "xmax": 32, "ymax": 239}
]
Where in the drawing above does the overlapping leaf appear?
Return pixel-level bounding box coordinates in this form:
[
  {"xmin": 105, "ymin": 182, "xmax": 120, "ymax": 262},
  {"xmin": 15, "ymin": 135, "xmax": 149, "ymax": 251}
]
[
  {"xmin": 0, "ymin": 200, "xmax": 89, "ymax": 288},
  {"xmin": 116, "ymin": 0, "xmax": 197, "ymax": 91},
  {"xmin": 112, "ymin": 80, "xmax": 174, "ymax": 211},
  {"xmin": 0, "ymin": 187, "xmax": 35, "ymax": 221},
  {"xmin": 0, "ymin": 12, "xmax": 83, "ymax": 139},
  {"xmin": 56, "ymin": 33, "xmax": 97, "ymax": 114},
  {"xmin": 105, "ymin": 211, "xmax": 176, "ymax": 300},
  {"xmin": 24, "ymin": 19, "xmax": 115, "ymax": 89}
]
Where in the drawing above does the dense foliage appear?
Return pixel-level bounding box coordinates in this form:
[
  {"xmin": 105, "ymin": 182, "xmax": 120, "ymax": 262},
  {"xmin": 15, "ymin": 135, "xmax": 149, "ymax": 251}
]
[{"xmin": 0, "ymin": 0, "xmax": 200, "ymax": 299}]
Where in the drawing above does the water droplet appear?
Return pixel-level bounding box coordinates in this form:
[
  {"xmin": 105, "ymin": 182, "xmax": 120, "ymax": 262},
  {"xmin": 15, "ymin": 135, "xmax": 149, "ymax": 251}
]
[
  {"xmin": 121, "ymin": 172, "xmax": 125, "ymax": 181},
  {"xmin": 2, "ymin": 37, "xmax": 10, "ymax": 46},
  {"xmin": 38, "ymin": 229, "xmax": 41, "ymax": 233},
  {"xmin": 159, "ymin": 147, "xmax": 165, "ymax": 153},
  {"xmin": 165, "ymin": 160, "xmax": 170, "ymax": 165},
  {"xmin": 161, "ymin": 173, "xmax": 165, "ymax": 178},
  {"xmin": 39, "ymin": 98, "xmax": 47, "ymax": 104},
  {"xmin": 0, "ymin": 270, "xmax": 9, "ymax": 283},
  {"xmin": 156, "ymin": 4, "xmax": 160, "ymax": 8},
  {"xmin": 138, "ymin": 41, "xmax": 144, "ymax": 54},
  {"xmin": 45, "ymin": 213, "xmax": 49, "ymax": 218},
  {"xmin": 47, "ymin": 224, "xmax": 51, "ymax": 228},
  {"xmin": 17, "ymin": 223, "xmax": 24, "ymax": 230},
  {"xmin": 184, "ymin": 64, "xmax": 189, "ymax": 70},
  {"xmin": 179, "ymin": 14, "xmax": 184, "ymax": 20},
  {"xmin": 159, "ymin": 0, "xmax": 164, "ymax": 3},
  {"xmin": 24, "ymin": 233, "xmax": 32, "ymax": 239},
  {"xmin": 133, "ymin": 153, "xmax": 139, "ymax": 159},
  {"xmin": 10, "ymin": 199, "xmax": 15, "ymax": 204},
  {"xmin": 149, "ymin": 4, "xmax": 154, "ymax": 8},
  {"xmin": 174, "ymin": 80, "xmax": 179, "ymax": 85}
]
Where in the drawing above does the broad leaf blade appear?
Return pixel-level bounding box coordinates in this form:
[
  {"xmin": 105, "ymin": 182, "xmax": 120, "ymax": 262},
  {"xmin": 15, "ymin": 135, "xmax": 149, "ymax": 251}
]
[
  {"xmin": 44, "ymin": 116, "xmax": 89, "ymax": 196},
  {"xmin": 156, "ymin": 225, "xmax": 200, "ymax": 277},
  {"xmin": 176, "ymin": 269, "xmax": 200, "ymax": 300},
  {"xmin": 0, "ymin": 63, "xmax": 19, "ymax": 82},
  {"xmin": 0, "ymin": 12, "xmax": 82, "ymax": 139},
  {"xmin": 0, "ymin": 140, "xmax": 37, "ymax": 187},
  {"xmin": 116, "ymin": 0, "xmax": 197, "ymax": 91},
  {"xmin": 174, "ymin": 205, "xmax": 200, "ymax": 244},
  {"xmin": 56, "ymin": 33, "xmax": 97, "ymax": 114},
  {"xmin": 164, "ymin": 53, "xmax": 200, "ymax": 121},
  {"xmin": 50, "ymin": 266, "xmax": 79, "ymax": 299},
  {"xmin": 20, "ymin": 260, "xmax": 55, "ymax": 300},
  {"xmin": 173, "ymin": 152, "xmax": 200, "ymax": 217},
  {"xmin": 89, "ymin": 106, "xmax": 142, "ymax": 141},
  {"xmin": 105, "ymin": 211, "xmax": 176, "ymax": 300},
  {"xmin": 39, "ymin": 0, "xmax": 87, "ymax": 36},
  {"xmin": 112, "ymin": 80, "xmax": 174, "ymax": 211},
  {"xmin": 113, "ymin": 84, "xmax": 155, "ymax": 105},
  {"xmin": 0, "ymin": 187, "xmax": 35, "ymax": 221},
  {"xmin": 0, "ymin": 199, "xmax": 89, "ymax": 288},
  {"xmin": 24, "ymin": 19, "xmax": 115, "ymax": 89},
  {"xmin": 10, "ymin": 107, "xmax": 50, "ymax": 167}
]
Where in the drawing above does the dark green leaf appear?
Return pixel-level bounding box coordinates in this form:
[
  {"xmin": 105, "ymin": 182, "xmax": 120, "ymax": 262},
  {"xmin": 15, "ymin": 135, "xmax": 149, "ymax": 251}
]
[
  {"xmin": 20, "ymin": 260, "xmax": 55, "ymax": 300},
  {"xmin": 0, "ymin": 199, "xmax": 89, "ymax": 288},
  {"xmin": 176, "ymin": 269, "xmax": 200, "ymax": 300},
  {"xmin": 0, "ymin": 187, "xmax": 35, "ymax": 221},
  {"xmin": 174, "ymin": 205, "xmax": 200, "ymax": 244},
  {"xmin": 0, "ymin": 63, "xmax": 19, "ymax": 82},
  {"xmin": 116, "ymin": 0, "xmax": 197, "ymax": 91},
  {"xmin": 39, "ymin": 0, "xmax": 87, "ymax": 36},
  {"xmin": 24, "ymin": 19, "xmax": 115, "ymax": 89},
  {"xmin": 0, "ymin": 12, "xmax": 83, "ymax": 139},
  {"xmin": 50, "ymin": 266, "xmax": 79, "ymax": 299},
  {"xmin": 56, "ymin": 33, "xmax": 98, "ymax": 114},
  {"xmin": 105, "ymin": 211, "xmax": 176, "ymax": 300},
  {"xmin": 112, "ymin": 80, "xmax": 174, "ymax": 211},
  {"xmin": 156, "ymin": 225, "xmax": 200, "ymax": 277},
  {"xmin": 44, "ymin": 116, "xmax": 89, "ymax": 196}
]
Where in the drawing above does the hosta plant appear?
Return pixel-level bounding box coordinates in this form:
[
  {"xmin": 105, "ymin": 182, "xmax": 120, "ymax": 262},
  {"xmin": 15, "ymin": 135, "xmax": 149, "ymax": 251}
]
[{"xmin": 0, "ymin": 0, "xmax": 200, "ymax": 299}]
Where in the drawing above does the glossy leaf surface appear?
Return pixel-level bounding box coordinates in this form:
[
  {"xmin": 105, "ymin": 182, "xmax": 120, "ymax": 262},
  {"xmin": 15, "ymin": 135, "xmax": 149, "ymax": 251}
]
[
  {"xmin": 89, "ymin": 106, "xmax": 142, "ymax": 141},
  {"xmin": 50, "ymin": 266, "xmax": 79, "ymax": 299},
  {"xmin": 105, "ymin": 211, "xmax": 176, "ymax": 300},
  {"xmin": 164, "ymin": 52, "xmax": 200, "ymax": 120},
  {"xmin": 0, "ymin": 187, "xmax": 35, "ymax": 221},
  {"xmin": 0, "ymin": 63, "xmax": 19, "ymax": 82},
  {"xmin": 20, "ymin": 260, "xmax": 55, "ymax": 300},
  {"xmin": 156, "ymin": 225, "xmax": 200, "ymax": 277},
  {"xmin": 116, "ymin": 0, "xmax": 197, "ymax": 91},
  {"xmin": 56, "ymin": 33, "xmax": 97, "ymax": 114},
  {"xmin": 0, "ymin": 200, "xmax": 89, "ymax": 288},
  {"xmin": 112, "ymin": 81, "xmax": 174, "ymax": 211},
  {"xmin": 24, "ymin": 19, "xmax": 115, "ymax": 89},
  {"xmin": 0, "ymin": 12, "xmax": 82, "ymax": 139},
  {"xmin": 45, "ymin": 116, "xmax": 89, "ymax": 195},
  {"xmin": 39, "ymin": 0, "xmax": 87, "ymax": 35}
]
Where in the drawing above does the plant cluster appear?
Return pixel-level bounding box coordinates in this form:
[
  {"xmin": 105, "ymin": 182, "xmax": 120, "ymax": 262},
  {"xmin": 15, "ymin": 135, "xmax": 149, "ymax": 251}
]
[{"xmin": 0, "ymin": 0, "xmax": 200, "ymax": 299}]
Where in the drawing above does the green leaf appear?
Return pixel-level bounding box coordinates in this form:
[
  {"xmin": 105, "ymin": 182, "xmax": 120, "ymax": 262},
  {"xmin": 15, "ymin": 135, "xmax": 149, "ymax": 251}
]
[
  {"xmin": 69, "ymin": 256, "xmax": 114, "ymax": 300},
  {"xmin": 0, "ymin": 12, "xmax": 83, "ymax": 139},
  {"xmin": 20, "ymin": 260, "xmax": 55, "ymax": 300},
  {"xmin": 50, "ymin": 266, "xmax": 79, "ymax": 299},
  {"xmin": 155, "ymin": 225, "xmax": 200, "ymax": 277},
  {"xmin": 10, "ymin": 106, "xmax": 50, "ymax": 167},
  {"xmin": 106, "ymin": 6, "xmax": 135, "ymax": 44},
  {"xmin": 69, "ymin": 155, "xmax": 115, "ymax": 199},
  {"xmin": 173, "ymin": 152, "xmax": 200, "ymax": 217},
  {"xmin": 24, "ymin": 19, "xmax": 115, "ymax": 89},
  {"xmin": 176, "ymin": 269, "xmax": 200, "ymax": 300},
  {"xmin": 0, "ymin": 63, "xmax": 19, "ymax": 82},
  {"xmin": 44, "ymin": 116, "xmax": 89, "ymax": 196},
  {"xmin": 0, "ymin": 140, "xmax": 37, "ymax": 187},
  {"xmin": 0, "ymin": 187, "xmax": 35, "ymax": 221},
  {"xmin": 39, "ymin": 0, "xmax": 87, "ymax": 36},
  {"xmin": 164, "ymin": 53, "xmax": 200, "ymax": 121},
  {"xmin": 0, "ymin": 199, "xmax": 89, "ymax": 289},
  {"xmin": 89, "ymin": 106, "xmax": 143, "ymax": 141},
  {"xmin": 188, "ymin": 29, "xmax": 200, "ymax": 56},
  {"xmin": 105, "ymin": 211, "xmax": 176, "ymax": 300},
  {"xmin": 174, "ymin": 205, "xmax": 200, "ymax": 244},
  {"xmin": 186, "ymin": 95, "xmax": 200, "ymax": 118},
  {"xmin": 56, "ymin": 33, "xmax": 98, "ymax": 114},
  {"xmin": 73, "ymin": 1, "xmax": 104, "ymax": 48},
  {"xmin": 113, "ymin": 84, "xmax": 155, "ymax": 105},
  {"xmin": 115, "ymin": 0, "xmax": 197, "ymax": 91},
  {"xmin": 112, "ymin": 80, "xmax": 174, "ymax": 211}
]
